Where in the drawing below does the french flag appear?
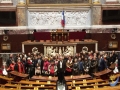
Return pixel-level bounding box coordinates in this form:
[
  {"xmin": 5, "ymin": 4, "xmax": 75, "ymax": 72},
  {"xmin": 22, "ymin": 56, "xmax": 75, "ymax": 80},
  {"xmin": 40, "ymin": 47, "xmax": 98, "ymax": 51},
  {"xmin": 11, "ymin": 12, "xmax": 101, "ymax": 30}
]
[{"xmin": 61, "ymin": 11, "xmax": 65, "ymax": 27}]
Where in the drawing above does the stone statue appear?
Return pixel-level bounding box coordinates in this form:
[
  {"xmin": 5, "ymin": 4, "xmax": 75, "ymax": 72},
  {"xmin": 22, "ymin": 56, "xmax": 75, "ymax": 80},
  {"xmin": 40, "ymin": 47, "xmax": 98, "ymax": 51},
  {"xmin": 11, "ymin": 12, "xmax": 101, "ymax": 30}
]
[
  {"xmin": 70, "ymin": 46, "xmax": 74, "ymax": 56},
  {"xmin": 51, "ymin": 49, "xmax": 56, "ymax": 56},
  {"xmin": 47, "ymin": 46, "xmax": 53, "ymax": 55},
  {"xmin": 59, "ymin": 47, "xmax": 62, "ymax": 55},
  {"xmin": 63, "ymin": 47, "xmax": 64, "ymax": 52},
  {"xmin": 46, "ymin": 47, "xmax": 50, "ymax": 55}
]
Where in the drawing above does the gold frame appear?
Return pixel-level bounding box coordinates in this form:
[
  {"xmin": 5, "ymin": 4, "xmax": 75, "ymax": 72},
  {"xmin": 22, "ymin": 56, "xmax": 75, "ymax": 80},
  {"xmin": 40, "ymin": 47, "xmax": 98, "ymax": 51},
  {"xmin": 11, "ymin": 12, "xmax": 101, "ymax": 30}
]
[
  {"xmin": 108, "ymin": 41, "xmax": 118, "ymax": 49},
  {"xmin": 1, "ymin": 43, "xmax": 11, "ymax": 50},
  {"xmin": 26, "ymin": 0, "xmax": 92, "ymax": 7},
  {"xmin": 3, "ymin": 35, "xmax": 8, "ymax": 41}
]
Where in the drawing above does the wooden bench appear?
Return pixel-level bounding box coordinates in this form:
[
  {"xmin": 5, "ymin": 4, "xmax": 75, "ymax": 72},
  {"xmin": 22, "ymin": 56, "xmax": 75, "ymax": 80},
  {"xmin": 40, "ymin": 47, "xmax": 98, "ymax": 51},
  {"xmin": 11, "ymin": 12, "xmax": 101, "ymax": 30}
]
[
  {"xmin": 3, "ymin": 83, "xmax": 56, "ymax": 90},
  {"xmin": 19, "ymin": 80, "xmax": 56, "ymax": 85},
  {"xmin": 70, "ymin": 73, "xmax": 120, "ymax": 90},
  {"xmin": 0, "ymin": 75, "xmax": 13, "ymax": 81},
  {"xmin": 31, "ymin": 74, "xmax": 91, "ymax": 82},
  {"xmin": 0, "ymin": 75, "xmax": 13, "ymax": 84},
  {"xmin": 0, "ymin": 87, "xmax": 16, "ymax": 90}
]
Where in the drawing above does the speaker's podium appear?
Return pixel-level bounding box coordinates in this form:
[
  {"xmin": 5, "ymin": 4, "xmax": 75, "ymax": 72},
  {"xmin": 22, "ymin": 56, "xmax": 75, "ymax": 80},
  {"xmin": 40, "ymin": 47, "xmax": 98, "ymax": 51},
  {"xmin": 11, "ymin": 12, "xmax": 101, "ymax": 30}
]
[{"xmin": 51, "ymin": 29, "xmax": 69, "ymax": 43}]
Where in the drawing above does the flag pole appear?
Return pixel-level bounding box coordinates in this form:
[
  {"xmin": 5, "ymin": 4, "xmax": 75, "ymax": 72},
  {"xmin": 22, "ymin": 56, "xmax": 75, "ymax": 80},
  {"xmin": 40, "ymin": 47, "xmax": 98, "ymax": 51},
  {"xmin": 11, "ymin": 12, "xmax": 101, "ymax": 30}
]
[
  {"xmin": 62, "ymin": 8, "xmax": 65, "ymax": 32},
  {"xmin": 63, "ymin": 8, "xmax": 64, "ymax": 32}
]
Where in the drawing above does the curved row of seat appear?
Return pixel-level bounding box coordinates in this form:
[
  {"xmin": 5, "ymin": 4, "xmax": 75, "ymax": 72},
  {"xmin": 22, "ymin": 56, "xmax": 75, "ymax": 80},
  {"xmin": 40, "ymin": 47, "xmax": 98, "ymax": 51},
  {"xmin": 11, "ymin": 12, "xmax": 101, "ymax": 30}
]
[{"xmin": 0, "ymin": 69, "xmax": 120, "ymax": 90}]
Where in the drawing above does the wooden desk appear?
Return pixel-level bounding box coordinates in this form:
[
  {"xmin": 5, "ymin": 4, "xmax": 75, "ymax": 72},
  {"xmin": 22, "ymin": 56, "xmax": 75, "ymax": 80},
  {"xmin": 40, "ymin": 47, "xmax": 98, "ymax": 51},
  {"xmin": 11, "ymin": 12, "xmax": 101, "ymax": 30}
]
[
  {"xmin": 31, "ymin": 76, "xmax": 57, "ymax": 81},
  {"xmin": 31, "ymin": 74, "xmax": 91, "ymax": 81},
  {"xmin": 10, "ymin": 71, "xmax": 28, "ymax": 78},
  {"xmin": 94, "ymin": 69, "xmax": 112, "ymax": 77},
  {"xmin": 22, "ymin": 40, "xmax": 98, "ymax": 55}
]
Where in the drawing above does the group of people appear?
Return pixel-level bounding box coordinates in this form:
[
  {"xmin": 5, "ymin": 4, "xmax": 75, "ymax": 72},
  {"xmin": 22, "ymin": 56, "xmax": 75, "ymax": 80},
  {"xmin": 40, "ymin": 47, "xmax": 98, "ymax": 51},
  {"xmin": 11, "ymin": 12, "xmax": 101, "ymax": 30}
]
[{"xmin": 5, "ymin": 50, "xmax": 120, "ymax": 81}]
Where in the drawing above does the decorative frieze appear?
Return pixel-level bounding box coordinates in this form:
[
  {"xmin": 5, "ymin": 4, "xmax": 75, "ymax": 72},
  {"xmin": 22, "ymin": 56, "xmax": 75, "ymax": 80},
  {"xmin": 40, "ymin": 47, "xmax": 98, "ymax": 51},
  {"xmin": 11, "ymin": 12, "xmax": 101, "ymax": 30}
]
[{"xmin": 28, "ymin": 9, "xmax": 91, "ymax": 29}]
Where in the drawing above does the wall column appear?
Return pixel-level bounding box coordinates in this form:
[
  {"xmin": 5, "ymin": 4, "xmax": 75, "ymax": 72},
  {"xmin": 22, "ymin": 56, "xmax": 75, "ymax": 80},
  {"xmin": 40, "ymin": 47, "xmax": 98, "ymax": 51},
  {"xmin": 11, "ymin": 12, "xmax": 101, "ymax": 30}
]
[
  {"xmin": 44, "ymin": 46, "xmax": 46, "ymax": 55},
  {"xmin": 92, "ymin": 6, "xmax": 102, "ymax": 25},
  {"xmin": 95, "ymin": 42, "xmax": 98, "ymax": 51},
  {"xmin": 17, "ymin": 5, "xmax": 27, "ymax": 26},
  {"xmin": 74, "ymin": 45, "xmax": 76, "ymax": 56},
  {"xmin": 22, "ymin": 43, "xmax": 25, "ymax": 53}
]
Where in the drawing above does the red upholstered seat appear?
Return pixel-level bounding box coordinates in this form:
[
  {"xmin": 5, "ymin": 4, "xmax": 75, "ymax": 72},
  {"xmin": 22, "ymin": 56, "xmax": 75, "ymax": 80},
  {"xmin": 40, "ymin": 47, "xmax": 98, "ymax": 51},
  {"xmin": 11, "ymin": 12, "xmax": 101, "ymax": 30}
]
[
  {"xmin": 46, "ymin": 40, "xmax": 51, "ymax": 43},
  {"xmin": 40, "ymin": 40, "xmax": 44, "ymax": 42},
  {"xmin": 69, "ymin": 39, "xmax": 74, "ymax": 42},
  {"xmin": 75, "ymin": 39, "xmax": 79, "ymax": 42}
]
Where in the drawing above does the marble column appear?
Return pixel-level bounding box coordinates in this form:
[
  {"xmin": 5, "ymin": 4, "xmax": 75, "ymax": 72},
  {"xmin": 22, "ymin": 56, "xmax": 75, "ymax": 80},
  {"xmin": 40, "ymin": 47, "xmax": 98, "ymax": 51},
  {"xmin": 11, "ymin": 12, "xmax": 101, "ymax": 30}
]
[
  {"xmin": 95, "ymin": 42, "xmax": 98, "ymax": 52},
  {"xmin": 17, "ymin": 6, "xmax": 27, "ymax": 26},
  {"xmin": 74, "ymin": 45, "xmax": 76, "ymax": 56},
  {"xmin": 22, "ymin": 43, "xmax": 25, "ymax": 53},
  {"xmin": 92, "ymin": 6, "xmax": 102, "ymax": 25},
  {"xmin": 44, "ymin": 46, "xmax": 46, "ymax": 55}
]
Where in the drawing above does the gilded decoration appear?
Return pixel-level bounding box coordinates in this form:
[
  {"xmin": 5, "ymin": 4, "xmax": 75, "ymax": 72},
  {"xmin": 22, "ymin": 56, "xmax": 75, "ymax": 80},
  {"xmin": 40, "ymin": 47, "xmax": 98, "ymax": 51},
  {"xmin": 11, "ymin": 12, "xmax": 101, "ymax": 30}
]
[
  {"xmin": 26, "ymin": 0, "xmax": 92, "ymax": 7},
  {"xmin": 28, "ymin": 0, "xmax": 89, "ymax": 4},
  {"xmin": 17, "ymin": 8, "xmax": 26, "ymax": 26}
]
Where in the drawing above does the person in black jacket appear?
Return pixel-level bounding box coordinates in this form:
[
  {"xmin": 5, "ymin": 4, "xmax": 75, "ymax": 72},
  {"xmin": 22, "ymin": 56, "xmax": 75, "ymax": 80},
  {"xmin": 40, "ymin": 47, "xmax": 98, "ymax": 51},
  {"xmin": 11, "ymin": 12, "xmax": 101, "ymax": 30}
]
[
  {"xmin": 57, "ymin": 56, "xmax": 66, "ymax": 84},
  {"xmin": 6, "ymin": 54, "xmax": 14, "ymax": 67}
]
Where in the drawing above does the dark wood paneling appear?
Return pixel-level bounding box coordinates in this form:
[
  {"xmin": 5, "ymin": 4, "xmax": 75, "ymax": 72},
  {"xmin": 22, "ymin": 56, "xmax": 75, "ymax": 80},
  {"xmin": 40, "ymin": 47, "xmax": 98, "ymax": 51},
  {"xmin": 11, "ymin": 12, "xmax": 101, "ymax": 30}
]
[
  {"xmin": 24, "ymin": 44, "xmax": 44, "ymax": 54},
  {"xmin": 0, "ymin": 33, "xmax": 120, "ymax": 53},
  {"xmin": 76, "ymin": 44, "xmax": 95, "ymax": 53},
  {"xmin": 0, "ymin": 34, "xmax": 33, "ymax": 53},
  {"xmin": 90, "ymin": 33, "xmax": 120, "ymax": 51}
]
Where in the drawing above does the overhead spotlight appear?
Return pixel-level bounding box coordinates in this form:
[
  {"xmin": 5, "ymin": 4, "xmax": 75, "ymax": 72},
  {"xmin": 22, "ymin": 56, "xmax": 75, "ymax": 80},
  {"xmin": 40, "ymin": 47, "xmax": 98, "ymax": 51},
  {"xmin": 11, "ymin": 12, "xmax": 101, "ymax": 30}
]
[
  {"xmin": 34, "ymin": 29, "xmax": 37, "ymax": 32},
  {"xmin": 82, "ymin": 29, "xmax": 86, "ymax": 32},
  {"xmin": 4, "ymin": 30, "xmax": 9, "ymax": 35},
  {"xmin": 67, "ymin": 30, "xmax": 69, "ymax": 32},
  {"xmin": 112, "ymin": 28, "xmax": 117, "ymax": 33}
]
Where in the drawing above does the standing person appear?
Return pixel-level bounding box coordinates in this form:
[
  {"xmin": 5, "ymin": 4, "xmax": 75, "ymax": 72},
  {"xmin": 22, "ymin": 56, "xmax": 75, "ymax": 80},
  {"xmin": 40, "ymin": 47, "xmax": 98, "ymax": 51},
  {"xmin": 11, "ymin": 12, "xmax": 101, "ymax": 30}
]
[
  {"xmin": 42, "ymin": 57, "xmax": 50, "ymax": 76},
  {"xmin": 26, "ymin": 57, "xmax": 35, "ymax": 78},
  {"xmin": 65, "ymin": 56, "xmax": 73, "ymax": 76},
  {"xmin": 57, "ymin": 56, "xmax": 66, "ymax": 84},
  {"xmin": 6, "ymin": 54, "xmax": 14, "ymax": 68},
  {"xmin": 14, "ymin": 58, "xmax": 25, "ymax": 73},
  {"xmin": 113, "ymin": 57, "xmax": 119, "ymax": 73},
  {"xmin": 100, "ymin": 56, "xmax": 108, "ymax": 71},
  {"xmin": 78, "ymin": 57, "xmax": 84, "ymax": 75},
  {"xmin": 48, "ymin": 60, "xmax": 57, "ymax": 76},
  {"xmin": 7, "ymin": 60, "xmax": 15, "ymax": 72},
  {"xmin": 35, "ymin": 63, "xmax": 41, "ymax": 76},
  {"xmin": 89, "ymin": 57, "xmax": 97, "ymax": 77},
  {"xmin": 83, "ymin": 57, "xmax": 90, "ymax": 74},
  {"xmin": 72, "ymin": 58, "xmax": 79, "ymax": 75}
]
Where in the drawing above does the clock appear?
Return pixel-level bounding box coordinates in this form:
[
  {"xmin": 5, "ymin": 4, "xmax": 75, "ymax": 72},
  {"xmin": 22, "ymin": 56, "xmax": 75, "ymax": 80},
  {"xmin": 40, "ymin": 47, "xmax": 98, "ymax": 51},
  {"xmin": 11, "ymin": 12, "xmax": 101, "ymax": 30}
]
[
  {"xmin": 3, "ymin": 35, "xmax": 8, "ymax": 41},
  {"xmin": 108, "ymin": 41, "xmax": 118, "ymax": 49},
  {"xmin": 111, "ymin": 34, "xmax": 116, "ymax": 39}
]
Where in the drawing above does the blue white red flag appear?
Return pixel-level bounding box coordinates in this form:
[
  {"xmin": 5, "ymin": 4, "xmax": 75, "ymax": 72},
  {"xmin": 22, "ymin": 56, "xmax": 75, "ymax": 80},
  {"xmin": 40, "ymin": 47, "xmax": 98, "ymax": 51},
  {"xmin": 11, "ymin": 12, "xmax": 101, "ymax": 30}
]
[{"xmin": 61, "ymin": 11, "xmax": 65, "ymax": 27}]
